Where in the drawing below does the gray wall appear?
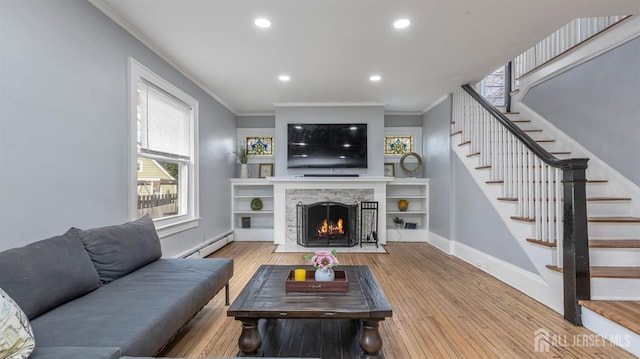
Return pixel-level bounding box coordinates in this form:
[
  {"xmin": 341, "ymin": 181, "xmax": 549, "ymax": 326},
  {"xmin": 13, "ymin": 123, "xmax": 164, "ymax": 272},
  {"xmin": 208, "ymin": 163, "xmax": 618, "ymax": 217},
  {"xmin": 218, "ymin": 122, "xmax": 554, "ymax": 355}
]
[
  {"xmin": 274, "ymin": 106, "xmax": 385, "ymax": 176},
  {"xmin": 0, "ymin": 0, "xmax": 236, "ymax": 255},
  {"xmin": 523, "ymin": 35, "xmax": 640, "ymax": 186},
  {"xmin": 236, "ymin": 115, "xmax": 276, "ymax": 128},
  {"xmin": 423, "ymin": 97, "xmax": 452, "ymax": 238},
  {"xmin": 452, "ymin": 157, "xmax": 537, "ymax": 272}
]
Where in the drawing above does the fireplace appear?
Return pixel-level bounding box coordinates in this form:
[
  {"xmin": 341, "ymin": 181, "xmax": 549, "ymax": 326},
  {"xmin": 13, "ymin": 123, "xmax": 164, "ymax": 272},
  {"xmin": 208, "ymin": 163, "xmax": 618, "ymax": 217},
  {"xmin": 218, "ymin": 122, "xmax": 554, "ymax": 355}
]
[{"xmin": 297, "ymin": 201, "xmax": 358, "ymax": 247}]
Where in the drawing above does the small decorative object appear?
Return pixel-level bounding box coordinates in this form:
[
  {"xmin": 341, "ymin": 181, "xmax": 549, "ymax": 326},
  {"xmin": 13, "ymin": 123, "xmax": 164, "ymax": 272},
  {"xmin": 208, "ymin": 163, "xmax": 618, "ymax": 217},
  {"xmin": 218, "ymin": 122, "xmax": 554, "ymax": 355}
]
[
  {"xmin": 285, "ymin": 269, "xmax": 348, "ymax": 292},
  {"xmin": 384, "ymin": 163, "xmax": 395, "ymax": 177},
  {"xmin": 233, "ymin": 141, "xmax": 250, "ymax": 178},
  {"xmin": 294, "ymin": 268, "xmax": 307, "ymax": 281},
  {"xmin": 250, "ymin": 198, "xmax": 263, "ymax": 210},
  {"xmin": 400, "ymin": 152, "xmax": 423, "ymax": 177},
  {"xmin": 393, "ymin": 216, "xmax": 405, "ymax": 228},
  {"xmin": 241, "ymin": 217, "xmax": 251, "ymax": 228},
  {"xmin": 304, "ymin": 249, "xmax": 339, "ymax": 282},
  {"xmin": 259, "ymin": 163, "xmax": 273, "ymax": 178},
  {"xmin": 397, "ymin": 199, "xmax": 409, "ymax": 211},
  {"xmin": 404, "ymin": 222, "xmax": 418, "ymax": 229}
]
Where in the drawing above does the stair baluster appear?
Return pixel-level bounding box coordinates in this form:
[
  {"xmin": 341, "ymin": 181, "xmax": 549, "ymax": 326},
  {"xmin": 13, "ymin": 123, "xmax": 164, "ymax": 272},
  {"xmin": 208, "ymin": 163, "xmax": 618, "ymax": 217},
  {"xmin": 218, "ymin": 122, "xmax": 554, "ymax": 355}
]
[{"xmin": 453, "ymin": 84, "xmax": 590, "ymax": 325}]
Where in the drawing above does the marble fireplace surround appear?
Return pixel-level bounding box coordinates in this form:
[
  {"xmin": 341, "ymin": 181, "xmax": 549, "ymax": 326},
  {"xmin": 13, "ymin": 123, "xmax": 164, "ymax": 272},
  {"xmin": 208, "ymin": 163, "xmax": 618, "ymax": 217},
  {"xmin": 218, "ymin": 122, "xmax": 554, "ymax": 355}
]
[{"xmin": 269, "ymin": 177, "xmax": 390, "ymax": 245}]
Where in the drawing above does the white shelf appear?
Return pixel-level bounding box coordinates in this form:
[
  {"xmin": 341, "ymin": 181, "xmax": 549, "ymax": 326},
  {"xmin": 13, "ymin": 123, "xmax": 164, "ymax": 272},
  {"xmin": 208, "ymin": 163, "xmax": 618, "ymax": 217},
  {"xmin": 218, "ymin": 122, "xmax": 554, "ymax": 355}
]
[
  {"xmin": 231, "ymin": 179, "xmax": 275, "ymax": 241},
  {"xmin": 233, "ymin": 210, "xmax": 274, "ymax": 214},
  {"xmin": 386, "ymin": 178, "xmax": 429, "ymax": 242}
]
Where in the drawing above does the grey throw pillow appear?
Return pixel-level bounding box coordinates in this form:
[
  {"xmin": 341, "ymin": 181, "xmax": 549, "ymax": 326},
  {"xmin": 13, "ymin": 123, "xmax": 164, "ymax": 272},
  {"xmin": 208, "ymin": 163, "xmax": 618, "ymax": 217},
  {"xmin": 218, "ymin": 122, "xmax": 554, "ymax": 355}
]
[
  {"xmin": 0, "ymin": 229, "xmax": 100, "ymax": 319},
  {"xmin": 76, "ymin": 215, "xmax": 162, "ymax": 284}
]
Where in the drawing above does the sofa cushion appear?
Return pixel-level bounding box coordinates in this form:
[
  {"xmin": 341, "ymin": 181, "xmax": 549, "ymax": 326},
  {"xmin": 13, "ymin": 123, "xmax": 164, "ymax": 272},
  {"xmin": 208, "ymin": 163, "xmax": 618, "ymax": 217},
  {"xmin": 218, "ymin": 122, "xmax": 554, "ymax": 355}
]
[
  {"xmin": 0, "ymin": 230, "xmax": 100, "ymax": 319},
  {"xmin": 31, "ymin": 258, "xmax": 233, "ymax": 356},
  {"xmin": 29, "ymin": 347, "xmax": 121, "ymax": 359},
  {"xmin": 0, "ymin": 288, "xmax": 35, "ymax": 359},
  {"xmin": 76, "ymin": 215, "xmax": 162, "ymax": 284}
]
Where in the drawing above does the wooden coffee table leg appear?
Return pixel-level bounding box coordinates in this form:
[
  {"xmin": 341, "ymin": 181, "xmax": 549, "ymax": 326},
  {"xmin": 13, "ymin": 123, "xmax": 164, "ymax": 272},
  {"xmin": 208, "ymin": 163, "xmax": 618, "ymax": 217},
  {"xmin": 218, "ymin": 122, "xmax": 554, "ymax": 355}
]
[
  {"xmin": 359, "ymin": 319, "xmax": 383, "ymax": 358},
  {"xmin": 237, "ymin": 318, "xmax": 262, "ymax": 356}
]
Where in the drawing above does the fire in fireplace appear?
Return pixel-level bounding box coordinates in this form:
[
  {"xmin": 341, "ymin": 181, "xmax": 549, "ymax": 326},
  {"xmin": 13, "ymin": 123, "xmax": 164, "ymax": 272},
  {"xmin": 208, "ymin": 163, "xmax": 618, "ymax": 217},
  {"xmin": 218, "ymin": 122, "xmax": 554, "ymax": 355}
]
[
  {"xmin": 297, "ymin": 201, "xmax": 357, "ymax": 247},
  {"xmin": 317, "ymin": 218, "xmax": 344, "ymax": 237}
]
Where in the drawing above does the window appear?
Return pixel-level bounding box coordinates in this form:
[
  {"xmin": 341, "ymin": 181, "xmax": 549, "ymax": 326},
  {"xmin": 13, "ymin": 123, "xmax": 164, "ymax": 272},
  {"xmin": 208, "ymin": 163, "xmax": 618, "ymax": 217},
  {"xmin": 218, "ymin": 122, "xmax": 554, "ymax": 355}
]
[
  {"xmin": 246, "ymin": 136, "xmax": 273, "ymax": 156},
  {"xmin": 384, "ymin": 136, "xmax": 413, "ymax": 155},
  {"xmin": 129, "ymin": 58, "xmax": 199, "ymax": 236}
]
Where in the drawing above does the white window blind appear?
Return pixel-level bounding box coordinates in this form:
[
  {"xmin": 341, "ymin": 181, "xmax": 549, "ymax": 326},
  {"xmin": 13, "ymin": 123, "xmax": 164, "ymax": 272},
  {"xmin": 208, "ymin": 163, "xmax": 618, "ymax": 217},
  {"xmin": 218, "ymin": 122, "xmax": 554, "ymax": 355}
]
[{"xmin": 137, "ymin": 79, "xmax": 191, "ymax": 159}]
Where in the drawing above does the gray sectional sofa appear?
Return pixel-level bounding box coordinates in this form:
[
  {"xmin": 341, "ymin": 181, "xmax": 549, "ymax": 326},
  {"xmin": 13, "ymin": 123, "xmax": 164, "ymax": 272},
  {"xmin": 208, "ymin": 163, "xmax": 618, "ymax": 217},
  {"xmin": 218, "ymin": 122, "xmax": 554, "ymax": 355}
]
[{"xmin": 0, "ymin": 215, "xmax": 233, "ymax": 359}]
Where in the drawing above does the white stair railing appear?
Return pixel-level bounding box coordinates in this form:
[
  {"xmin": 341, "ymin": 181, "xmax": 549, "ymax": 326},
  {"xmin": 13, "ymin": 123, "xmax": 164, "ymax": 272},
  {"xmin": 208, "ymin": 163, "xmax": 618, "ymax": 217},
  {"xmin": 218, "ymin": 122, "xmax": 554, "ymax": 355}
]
[
  {"xmin": 453, "ymin": 88, "xmax": 563, "ymax": 250},
  {"xmin": 453, "ymin": 84, "xmax": 591, "ymax": 325},
  {"xmin": 513, "ymin": 16, "xmax": 629, "ymax": 89}
]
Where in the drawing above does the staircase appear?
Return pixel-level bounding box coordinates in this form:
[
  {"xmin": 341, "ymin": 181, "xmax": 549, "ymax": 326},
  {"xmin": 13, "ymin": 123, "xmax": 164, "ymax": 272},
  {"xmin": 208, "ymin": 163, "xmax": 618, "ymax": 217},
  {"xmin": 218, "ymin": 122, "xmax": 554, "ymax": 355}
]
[{"xmin": 451, "ymin": 85, "xmax": 640, "ymax": 355}]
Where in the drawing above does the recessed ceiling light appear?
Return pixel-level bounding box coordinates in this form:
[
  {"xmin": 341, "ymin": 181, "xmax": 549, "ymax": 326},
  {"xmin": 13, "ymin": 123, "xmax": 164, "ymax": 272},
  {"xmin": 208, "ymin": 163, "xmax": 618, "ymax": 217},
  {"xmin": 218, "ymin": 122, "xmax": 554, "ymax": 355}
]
[
  {"xmin": 278, "ymin": 75, "xmax": 290, "ymax": 82},
  {"xmin": 254, "ymin": 18, "xmax": 272, "ymax": 28},
  {"xmin": 369, "ymin": 75, "xmax": 382, "ymax": 82},
  {"xmin": 393, "ymin": 18, "xmax": 411, "ymax": 29}
]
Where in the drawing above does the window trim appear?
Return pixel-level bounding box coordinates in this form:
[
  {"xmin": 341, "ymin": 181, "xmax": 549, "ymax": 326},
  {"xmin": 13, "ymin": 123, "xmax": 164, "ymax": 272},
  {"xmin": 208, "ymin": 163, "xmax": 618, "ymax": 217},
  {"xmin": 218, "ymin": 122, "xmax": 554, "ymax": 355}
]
[{"xmin": 128, "ymin": 58, "xmax": 199, "ymax": 237}]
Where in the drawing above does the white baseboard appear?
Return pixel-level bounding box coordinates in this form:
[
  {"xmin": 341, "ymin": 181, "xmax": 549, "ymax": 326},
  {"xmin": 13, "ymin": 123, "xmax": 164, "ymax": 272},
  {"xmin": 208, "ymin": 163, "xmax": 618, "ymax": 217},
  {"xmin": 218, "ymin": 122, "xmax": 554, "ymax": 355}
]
[
  {"xmin": 582, "ymin": 306, "xmax": 640, "ymax": 357},
  {"xmin": 173, "ymin": 230, "xmax": 234, "ymax": 258},
  {"xmin": 429, "ymin": 234, "xmax": 562, "ymax": 313},
  {"xmin": 426, "ymin": 231, "xmax": 452, "ymax": 254}
]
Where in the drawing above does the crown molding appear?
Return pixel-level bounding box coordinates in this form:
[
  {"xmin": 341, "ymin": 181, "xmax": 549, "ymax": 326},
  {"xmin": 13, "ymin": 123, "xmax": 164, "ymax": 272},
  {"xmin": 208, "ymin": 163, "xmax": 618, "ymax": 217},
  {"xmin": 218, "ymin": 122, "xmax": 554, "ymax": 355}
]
[
  {"xmin": 273, "ymin": 102, "xmax": 385, "ymax": 108},
  {"xmin": 88, "ymin": 0, "xmax": 237, "ymax": 115}
]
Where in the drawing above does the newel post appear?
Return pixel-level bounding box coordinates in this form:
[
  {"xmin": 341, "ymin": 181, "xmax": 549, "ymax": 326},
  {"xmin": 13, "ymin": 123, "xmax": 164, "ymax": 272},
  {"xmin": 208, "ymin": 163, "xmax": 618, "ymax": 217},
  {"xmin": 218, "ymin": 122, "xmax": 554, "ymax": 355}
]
[{"xmin": 561, "ymin": 158, "xmax": 590, "ymax": 325}]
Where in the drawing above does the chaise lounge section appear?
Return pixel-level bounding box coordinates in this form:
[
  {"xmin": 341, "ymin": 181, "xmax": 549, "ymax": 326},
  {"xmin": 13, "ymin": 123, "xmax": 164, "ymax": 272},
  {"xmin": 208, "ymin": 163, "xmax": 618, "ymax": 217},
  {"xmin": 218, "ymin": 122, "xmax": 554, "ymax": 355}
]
[{"xmin": 0, "ymin": 215, "xmax": 233, "ymax": 359}]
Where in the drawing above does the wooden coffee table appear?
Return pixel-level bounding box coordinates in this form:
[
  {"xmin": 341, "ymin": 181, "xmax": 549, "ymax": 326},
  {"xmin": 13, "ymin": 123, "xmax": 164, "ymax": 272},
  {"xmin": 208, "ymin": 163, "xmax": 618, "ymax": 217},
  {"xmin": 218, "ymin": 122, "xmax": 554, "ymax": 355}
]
[{"xmin": 227, "ymin": 265, "xmax": 393, "ymax": 358}]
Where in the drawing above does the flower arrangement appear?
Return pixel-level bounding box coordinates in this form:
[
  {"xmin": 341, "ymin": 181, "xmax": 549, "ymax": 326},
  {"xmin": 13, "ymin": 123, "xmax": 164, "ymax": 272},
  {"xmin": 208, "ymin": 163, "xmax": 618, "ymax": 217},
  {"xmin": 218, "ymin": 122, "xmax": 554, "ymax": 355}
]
[{"xmin": 304, "ymin": 249, "xmax": 339, "ymax": 271}]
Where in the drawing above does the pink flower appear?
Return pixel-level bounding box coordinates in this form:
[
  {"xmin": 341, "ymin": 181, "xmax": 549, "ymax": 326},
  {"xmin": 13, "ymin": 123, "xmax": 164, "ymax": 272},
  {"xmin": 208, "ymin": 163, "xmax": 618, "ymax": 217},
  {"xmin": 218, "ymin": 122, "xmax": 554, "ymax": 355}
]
[{"xmin": 304, "ymin": 249, "xmax": 339, "ymax": 270}]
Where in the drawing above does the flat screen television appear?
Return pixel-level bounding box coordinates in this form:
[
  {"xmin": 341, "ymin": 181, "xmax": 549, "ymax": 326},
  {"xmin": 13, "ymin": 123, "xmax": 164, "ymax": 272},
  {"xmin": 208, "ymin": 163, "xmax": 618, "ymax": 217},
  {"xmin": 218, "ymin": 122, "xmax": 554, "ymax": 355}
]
[{"xmin": 287, "ymin": 123, "xmax": 368, "ymax": 169}]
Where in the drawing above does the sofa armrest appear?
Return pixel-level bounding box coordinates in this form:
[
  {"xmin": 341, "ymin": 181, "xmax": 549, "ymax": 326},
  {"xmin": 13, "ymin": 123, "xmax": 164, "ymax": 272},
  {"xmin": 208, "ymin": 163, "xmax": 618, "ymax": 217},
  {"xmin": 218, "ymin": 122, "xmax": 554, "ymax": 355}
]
[{"xmin": 30, "ymin": 347, "xmax": 121, "ymax": 359}]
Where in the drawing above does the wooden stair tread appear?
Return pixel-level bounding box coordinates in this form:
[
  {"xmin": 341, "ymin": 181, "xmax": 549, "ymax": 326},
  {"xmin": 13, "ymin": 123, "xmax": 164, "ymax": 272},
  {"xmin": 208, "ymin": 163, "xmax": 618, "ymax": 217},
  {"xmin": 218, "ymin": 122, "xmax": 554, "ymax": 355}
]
[
  {"xmin": 458, "ymin": 141, "xmax": 471, "ymax": 146},
  {"xmin": 527, "ymin": 238, "xmax": 640, "ymax": 248},
  {"xmin": 475, "ymin": 165, "xmax": 491, "ymax": 170},
  {"xmin": 513, "ymin": 216, "xmax": 640, "ymax": 223},
  {"xmin": 486, "ymin": 180, "xmax": 608, "ymax": 184},
  {"xmin": 466, "ymin": 152, "xmax": 480, "ymax": 158},
  {"xmin": 590, "ymin": 239, "xmax": 640, "ymax": 248},
  {"xmin": 587, "ymin": 197, "xmax": 631, "ymax": 201},
  {"xmin": 503, "ymin": 112, "xmax": 520, "ymax": 115},
  {"xmin": 550, "ymin": 151, "xmax": 571, "ymax": 155},
  {"xmin": 546, "ymin": 265, "xmax": 640, "ymax": 278},
  {"xmin": 535, "ymin": 139, "xmax": 556, "ymax": 143},
  {"xmin": 578, "ymin": 300, "xmax": 640, "ymax": 336},
  {"xmin": 451, "ymin": 130, "xmax": 462, "ymax": 136},
  {"xmin": 498, "ymin": 197, "xmax": 630, "ymax": 202},
  {"xmin": 523, "ymin": 129, "xmax": 542, "ymax": 132},
  {"xmin": 589, "ymin": 216, "xmax": 640, "ymax": 223}
]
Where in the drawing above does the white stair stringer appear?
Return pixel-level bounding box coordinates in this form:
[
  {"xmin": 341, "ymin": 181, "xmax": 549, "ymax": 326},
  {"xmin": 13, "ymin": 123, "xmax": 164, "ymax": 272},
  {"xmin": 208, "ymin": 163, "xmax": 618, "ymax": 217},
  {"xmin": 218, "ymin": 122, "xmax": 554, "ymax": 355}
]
[{"xmin": 452, "ymin": 134, "xmax": 563, "ymax": 313}]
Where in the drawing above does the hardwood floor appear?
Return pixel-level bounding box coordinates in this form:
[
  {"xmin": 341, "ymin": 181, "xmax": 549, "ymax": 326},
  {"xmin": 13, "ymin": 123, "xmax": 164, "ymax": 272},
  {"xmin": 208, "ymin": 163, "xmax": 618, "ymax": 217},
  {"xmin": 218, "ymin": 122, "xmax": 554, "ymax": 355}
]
[{"xmin": 158, "ymin": 242, "xmax": 634, "ymax": 358}]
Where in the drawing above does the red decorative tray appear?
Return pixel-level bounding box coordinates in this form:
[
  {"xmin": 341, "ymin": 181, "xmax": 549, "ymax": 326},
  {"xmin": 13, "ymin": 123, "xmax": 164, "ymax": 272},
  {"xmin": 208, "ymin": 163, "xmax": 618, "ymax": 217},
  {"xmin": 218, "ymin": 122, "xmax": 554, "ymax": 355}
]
[{"xmin": 285, "ymin": 269, "xmax": 348, "ymax": 292}]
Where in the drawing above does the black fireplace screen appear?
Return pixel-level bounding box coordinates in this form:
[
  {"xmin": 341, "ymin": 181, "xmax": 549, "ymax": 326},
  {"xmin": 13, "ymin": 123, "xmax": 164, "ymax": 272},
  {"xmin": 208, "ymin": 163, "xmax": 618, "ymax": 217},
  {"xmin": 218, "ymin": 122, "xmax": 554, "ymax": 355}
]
[{"xmin": 297, "ymin": 201, "xmax": 358, "ymax": 247}]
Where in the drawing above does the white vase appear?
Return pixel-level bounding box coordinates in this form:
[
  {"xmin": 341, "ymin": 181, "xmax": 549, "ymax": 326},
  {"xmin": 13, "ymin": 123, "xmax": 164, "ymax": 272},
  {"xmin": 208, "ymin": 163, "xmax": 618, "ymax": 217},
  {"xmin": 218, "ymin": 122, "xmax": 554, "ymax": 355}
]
[
  {"xmin": 315, "ymin": 268, "xmax": 335, "ymax": 282},
  {"xmin": 240, "ymin": 163, "xmax": 249, "ymax": 178}
]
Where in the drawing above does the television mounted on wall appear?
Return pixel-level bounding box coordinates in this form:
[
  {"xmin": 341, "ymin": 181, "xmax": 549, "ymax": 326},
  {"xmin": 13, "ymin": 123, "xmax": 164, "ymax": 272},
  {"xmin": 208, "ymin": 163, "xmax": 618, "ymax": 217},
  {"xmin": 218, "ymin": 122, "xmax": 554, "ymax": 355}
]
[{"xmin": 287, "ymin": 123, "xmax": 368, "ymax": 169}]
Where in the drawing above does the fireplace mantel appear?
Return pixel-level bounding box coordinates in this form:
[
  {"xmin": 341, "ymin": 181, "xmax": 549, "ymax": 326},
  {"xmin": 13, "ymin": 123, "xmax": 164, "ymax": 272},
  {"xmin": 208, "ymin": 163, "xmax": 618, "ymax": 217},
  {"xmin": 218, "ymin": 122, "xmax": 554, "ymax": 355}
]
[{"xmin": 268, "ymin": 177, "xmax": 391, "ymax": 245}]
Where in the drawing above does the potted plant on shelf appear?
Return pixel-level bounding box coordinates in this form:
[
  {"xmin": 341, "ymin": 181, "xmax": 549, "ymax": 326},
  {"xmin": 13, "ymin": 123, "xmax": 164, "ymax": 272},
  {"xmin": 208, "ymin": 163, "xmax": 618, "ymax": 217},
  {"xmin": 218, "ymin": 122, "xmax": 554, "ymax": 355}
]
[
  {"xmin": 233, "ymin": 141, "xmax": 249, "ymax": 178},
  {"xmin": 393, "ymin": 216, "xmax": 404, "ymax": 228}
]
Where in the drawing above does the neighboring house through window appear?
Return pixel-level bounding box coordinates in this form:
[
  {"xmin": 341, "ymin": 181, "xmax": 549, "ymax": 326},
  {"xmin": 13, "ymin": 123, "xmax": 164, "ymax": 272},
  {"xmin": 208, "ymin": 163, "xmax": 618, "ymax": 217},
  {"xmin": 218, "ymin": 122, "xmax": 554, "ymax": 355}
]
[{"xmin": 129, "ymin": 58, "xmax": 199, "ymax": 237}]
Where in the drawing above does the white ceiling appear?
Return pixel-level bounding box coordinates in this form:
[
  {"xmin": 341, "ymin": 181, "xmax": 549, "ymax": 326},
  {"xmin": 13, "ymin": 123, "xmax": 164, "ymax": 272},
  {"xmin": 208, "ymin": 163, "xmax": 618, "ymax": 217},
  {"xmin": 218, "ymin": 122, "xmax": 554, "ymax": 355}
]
[{"xmin": 91, "ymin": 0, "xmax": 640, "ymax": 115}]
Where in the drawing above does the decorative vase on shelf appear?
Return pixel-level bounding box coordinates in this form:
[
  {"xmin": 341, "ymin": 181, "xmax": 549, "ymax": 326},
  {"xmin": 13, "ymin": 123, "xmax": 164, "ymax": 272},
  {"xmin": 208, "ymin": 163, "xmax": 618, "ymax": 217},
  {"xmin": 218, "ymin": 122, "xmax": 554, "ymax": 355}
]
[
  {"xmin": 240, "ymin": 163, "xmax": 249, "ymax": 178},
  {"xmin": 315, "ymin": 268, "xmax": 335, "ymax": 282},
  {"xmin": 397, "ymin": 199, "xmax": 409, "ymax": 212}
]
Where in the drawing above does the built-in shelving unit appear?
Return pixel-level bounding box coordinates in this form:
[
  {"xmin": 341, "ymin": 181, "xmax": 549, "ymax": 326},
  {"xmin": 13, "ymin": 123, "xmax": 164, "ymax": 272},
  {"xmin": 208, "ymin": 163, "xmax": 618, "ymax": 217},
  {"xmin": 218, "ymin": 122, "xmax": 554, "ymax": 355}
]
[
  {"xmin": 231, "ymin": 178, "xmax": 274, "ymax": 241},
  {"xmin": 386, "ymin": 178, "xmax": 429, "ymax": 242}
]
